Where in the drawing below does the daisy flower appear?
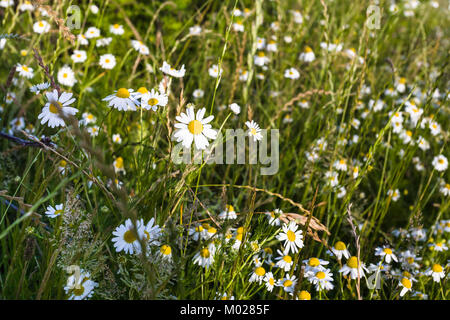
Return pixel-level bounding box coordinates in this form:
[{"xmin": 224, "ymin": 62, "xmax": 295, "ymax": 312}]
[
  {"xmin": 208, "ymin": 64, "xmax": 223, "ymax": 78},
  {"xmin": 192, "ymin": 89, "xmax": 204, "ymax": 99},
  {"xmin": 193, "ymin": 244, "xmax": 216, "ymax": 268},
  {"xmin": 387, "ymin": 189, "xmax": 400, "ymax": 202},
  {"xmin": 432, "ymin": 155, "xmax": 448, "ymax": 172},
  {"xmin": 19, "ymin": 1, "xmax": 34, "ymax": 11},
  {"xmin": 339, "ymin": 256, "xmax": 367, "ymax": 280},
  {"xmin": 85, "ymin": 26, "xmax": 100, "ymax": 39},
  {"xmin": 30, "ymin": 82, "xmax": 50, "ymax": 94},
  {"xmin": 173, "ymin": 106, "xmax": 217, "ymax": 150},
  {"xmin": 111, "ymin": 218, "xmax": 145, "ymax": 255},
  {"xmin": 284, "ymin": 67, "xmax": 300, "ymax": 79},
  {"xmin": 275, "ymin": 249, "xmax": 294, "ymax": 272},
  {"xmin": 440, "ymin": 183, "xmax": 450, "ymax": 196},
  {"xmin": 58, "ymin": 65, "xmax": 77, "ymax": 87},
  {"xmin": 189, "ymin": 25, "xmax": 202, "ymax": 35},
  {"xmin": 80, "ymin": 112, "xmax": 96, "ymax": 125},
  {"xmin": 102, "ymin": 88, "xmax": 139, "ymax": 111},
  {"xmin": 112, "ymin": 134, "xmax": 122, "ymax": 144},
  {"xmin": 264, "ymin": 272, "xmax": 276, "ymax": 292},
  {"xmin": 303, "ymin": 257, "xmax": 329, "ymax": 274},
  {"xmin": 159, "ymin": 245, "xmax": 173, "ymax": 261},
  {"xmin": 96, "ymin": 37, "xmax": 112, "ymax": 47},
  {"xmin": 131, "ymin": 40, "xmax": 149, "ymax": 55},
  {"xmin": 307, "ymin": 269, "xmax": 334, "ymax": 291},
  {"xmin": 110, "ymin": 23, "xmax": 124, "ymax": 35},
  {"xmin": 218, "ymin": 204, "xmax": 237, "ymax": 220},
  {"xmin": 425, "ymin": 263, "xmax": 445, "ymax": 282},
  {"xmin": 266, "ymin": 209, "xmax": 282, "ymax": 226},
  {"xmin": 276, "ymin": 220, "xmax": 304, "ymax": 254},
  {"xmin": 45, "ymin": 203, "xmax": 64, "ymax": 218},
  {"xmin": 277, "ymin": 274, "xmax": 297, "ymax": 294},
  {"xmin": 16, "ymin": 64, "xmax": 33, "ymax": 78},
  {"xmin": 296, "ymin": 290, "xmax": 311, "ymax": 300},
  {"xmin": 160, "ymin": 61, "xmax": 186, "ymax": 78},
  {"xmin": 33, "ymin": 20, "xmax": 50, "ymax": 34},
  {"xmin": 113, "ymin": 156, "xmax": 125, "ymax": 174},
  {"xmin": 245, "ymin": 120, "xmax": 263, "ymax": 142},
  {"xmin": 399, "ymin": 277, "xmax": 412, "ymax": 297},
  {"xmin": 77, "ymin": 34, "xmax": 89, "ymax": 45},
  {"xmin": 249, "ymin": 266, "xmax": 266, "ymax": 284},
  {"xmin": 229, "ymin": 103, "xmax": 241, "ymax": 115},
  {"xmin": 375, "ymin": 246, "xmax": 398, "ymax": 263},
  {"xmin": 99, "ymin": 54, "xmax": 116, "ymax": 69},
  {"xmin": 141, "ymin": 88, "xmax": 168, "ymax": 111},
  {"xmin": 38, "ymin": 89, "xmax": 78, "ymax": 128},
  {"xmin": 71, "ymin": 50, "xmax": 87, "ymax": 63},
  {"xmin": 254, "ymin": 51, "xmax": 269, "ymax": 66},
  {"xmin": 87, "ymin": 126, "xmax": 99, "ymax": 137},
  {"xmin": 64, "ymin": 270, "xmax": 98, "ymax": 300},
  {"xmin": 334, "ymin": 159, "xmax": 348, "ymax": 171},
  {"xmin": 140, "ymin": 217, "xmax": 161, "ymax": 246}
]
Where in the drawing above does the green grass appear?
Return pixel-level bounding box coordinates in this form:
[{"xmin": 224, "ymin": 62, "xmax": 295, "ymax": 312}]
[{"xmin": 0, "ymin": 0, "xmax": 448, "ymax": 300}]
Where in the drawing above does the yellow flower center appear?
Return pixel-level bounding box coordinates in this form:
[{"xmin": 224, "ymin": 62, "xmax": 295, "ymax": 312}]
[
  {"xmin": 255, "ymin": 267, "xmax": 266, "ymax": 277},
  {"xmin": 335, "ymin": 241, "xmax": 346, "ymax": 251},
  {"xmin": 316, "ymin": 271, "xmax": 326, "ymax": 279},
  {"xmin": 283, "ymin": 255, "xmax": 292, "ymax": 263},
  {"xmin": 115, "ymin": 157, "xmax": 124, "ymax": 169},
  {"xmin": 305, "ymin": 46, "xmax": 312, "ymax": 53},
  {"xmin": 283, "ymin": 280, "xmax": 293, "ymax": 287},
  {"xmin": 160, "ymin": 245, "xmax": 171, "ymax": 255},
  {"xmin": 432, "ymin": 264, "xmax": 443, "ymax": 273},
  {"xmin": 383, "ymin": 248, "xmax": 393, "ymax": 255},
  {"xmin": 123, "ymin": 230, "xmax": 136, "ymax": 243},
  {"xmin": 188, "ymin": 120, "xmax": 203, "ymax": 135},
  {"xmin": 407, "ymin": 257, "xmax": 414, "ymax": 264},
  {"xmin": 308, "ymin": 258, "xmax": 320, "ymax": 267},
  {"xmin": 49, "ymin": 102, "xmax": 62, "ymax": 114},
  {"xmin": 113, "ymin": 24, "xmax": 119, "ymax": 29},
  {"xmin": 298, "ymin": 290, "xmax": 311, "ymax": 300},
  {"xmin": 73, "ymin": 284, "xmax": 85, "ymax": 296},
  {"xmin": 22, "ymin": 66, "xmax": 29, "ymax": 72},
  {"xmin": 137, "ymin": 87, "xmax": 148, "ymax": 94},
  {"xmin": 38, "ymin": 21, "xmax": 44, "ymax": 27},
  {"xmin": 401, "ymin": 277, "xmax": 412, "ymax": 289},
  {"xmin": 257, "ymin": 51, "xmax": 265, "ymax": 57},
  {"xmin": 287, "ymin": 230, "xmax": 296, "ymax": 242},
  {"xmin": 60, "ymin": 160, "xmax": 67, "ymax": 167},
  {"xmin": 54, "ymin": 209, "xmax": 63, "ymax": 216},
  {"xmin": 200, "ymin": 248, "xmax": 210, "ymax": 258},
  {"xmin": 226, "ymin": 204, "xmax": 234, "ymax": 212},
  {"xmin": 148, "ymin": 98, "xmax": 159, "ymax": 106},
  {"xmin": 347, "ymin": 256, "xmax": 359, "ymax": 269},
  {"xmin": 116, "ymin": 88, "xmax": 130, "ymax": 98}
]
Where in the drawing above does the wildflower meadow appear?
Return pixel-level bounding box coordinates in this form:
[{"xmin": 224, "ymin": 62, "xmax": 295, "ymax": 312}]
[{"xmin": 0, "ymin": 0, "xmax": 449, "ymax": 303}]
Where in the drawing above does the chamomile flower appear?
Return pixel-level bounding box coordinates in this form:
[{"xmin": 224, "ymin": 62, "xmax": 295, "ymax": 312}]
[
  {"xmin": 264, "ymin": 272, "xmax": 276, "ymax": 292},
  {"xmin": 57, "ymin": 65, "xmax": 77, "ymax": 87},
  {"xmin": 432, "ymin": 155, "xmax": 448, "ymax": 172},
  {"xmin": 254, "ymin": 51, "xmax": 269, "ymax": 66},
  {"xmin": 277, "ymin": 274, "xmax": 297, "ymax": 294},
  {"xmin": 110, "ymin": 23, "xmax": 124, "ymax": 35},
  {"xmin": 208, "ymin": 64, "xmax": 223, "ymax": 78},
  {"xmin": 440, "ymin": 183, "xmax": 450, "ymax": 196},
  {"xmin": 334, "ymin": 159, "xmax": 348, "ymax": 171},
  {"xmin": 111, "ymin": 219, "xmax": 145, "ymax": 255},
  {"xmin": 429, "ymin": 241, "xmax": 448, "ymax": 252},
  {"xmin": 232, "ymin": 21, "xmax": 244, "ymax": 32},
  {"xmin": 140, "ymin": 217, "xmax": 162, "ymax": 246},
  {"xmin": 173, "ymin": 106, "xmax": 217, "ymax": 150},
  {"xmin": 99, "ymin": 54, "xmax": 116, "ymax": 69},
  {"xmin": 307, "ymin": 269, "xmax": 334, "ymax": 291},
  {"xmin": 30, "ymin": 82, "xmax": 50, "ymax": 94},
  {"xmin": 131, "ymin": 40, "xmax": 149, "ymax": 55},
  {"xmin": 218, "ymin": 204, "xmax": 237, "ymax": 220},
  {"xmin": 87, "ymin": 126, "xmax": 99, "ymax": 137},
  {"xmin": 113, "ymin": 156, "xmax": 125, "ymax": 174},
  {"xmin": 45, "ymin": 203, "xmax": 64, "ymax": 218},
  {"xmin": 229, "ymin": 103, "xmax": 241, "ymax": 115},
  {"xmin": 339, "ymin": 256, "xmax": 367, "ymax": 279},
  {"xmin": 375, "ymin": 246, "xmax": 398, "ymax": 263},
  {"xmin": 266, "ymin": 208, "xmax": 282, "ymax": 226},
  {"xmin": 189, "ymin": 25, "xmax": 202, "ymax": 35},
  {"xmin": 16, "ymin": 64, "xmax": 33, "ymax": 78},
  {"xmin": 160, "ymin": 61, "xmax": 186, "ymax": 78},
  {"xmin": 399, "ymin": 277, "xmax": 413, "ymax": 297},
  {"xmin": 249, "ymin": 266, "xmax": 266, "ymax": 284},
  {"xmin": 193, "ymin": 244, "xmax": 216, "ymax": 268},
  {"xmin": 245, "ymin": 120, "xmax": 263, "ymax": 142},
  {"xmin": 96, "ymin": 37, "xmax": 112, "ymax": 47},
  {"xmin": 276, "ymin": 220, "xmax": 304, "ymax": 254},
  {"xmin": 112, "ymin": 134, "xmax": 122, "ymax": 144},
  {"xmin": 296, "ymin": 290, "xmax": 311, "ymax": 300},
  {"xmin": 192, "ymin": 89, "xmax": 204, "ymax": 99},
  {"xmin": 425, "ymin": 264, "xmax": 445, "ymax": 282},
  {"xmin": 71, "ymin": 50, "xmax": 87, "ymax": 63},
  {"xmin": 275, "ymin": 249, "xmax": 294, "ymax": 272},
  {"xmin": 19, "ymin": 1, "xmax": 33, "ymax": 11},
  {"xmin": 284, "ymin": 67, "xmax": 300, "ymax": 79},
  {"xmin": 64, "ymin": 271, "xmax": 98, "ymax": 300},
  {"xmin": 303, "ymin": 257, "xmax": 330, "ymax": 274},
  {"xmin": 325, "ymin": 171, "xmax": 339, "ymax": 187},
  {"xmin": 103, "ymin": 88, "xmax": 139, "ymax": 111},
  {"xmin": 38, "ymin": 89, "xmax": 78, "ymax": 128},
  {"xmin": 387, "ymin": 189, "xmax": 400, "ymax": 202},
  {"xmin": 395, "ymin": 77, "xmax": 407, "ymax": 93},
  {"xmin": 77, "ymin": 34, "xmax": 89, "ymax": 45},
  {"xmin": 85, "ymin": 26, "xmax": 100, "ymax": 39},
  {"xmin": 141, "ymin": 89, "xmax": 168, "ymax": 111},
  {"xmin": 33, "ymin": 20, "xmax": 50, "ymax": 34}
]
